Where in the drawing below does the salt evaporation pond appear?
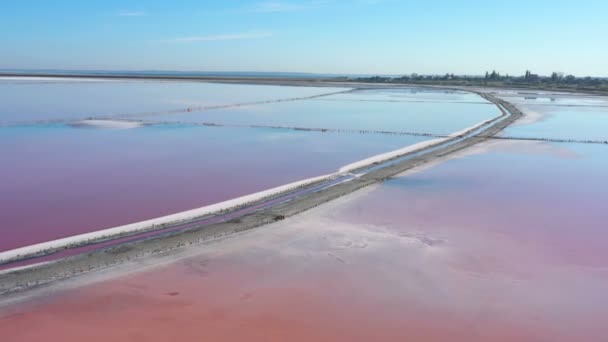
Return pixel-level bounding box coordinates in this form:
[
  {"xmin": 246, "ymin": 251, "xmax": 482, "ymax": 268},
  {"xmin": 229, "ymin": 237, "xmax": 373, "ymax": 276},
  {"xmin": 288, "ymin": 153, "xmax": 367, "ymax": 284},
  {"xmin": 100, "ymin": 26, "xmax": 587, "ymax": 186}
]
[
  {"xmin": 497, "ymin": 91, "xmax": 608, "ymax": 106},
  {"xmin": 0, "ymin": 81, "xmax": 500, "ymax": 252},
  {"xmin": 147, "ymin": 90, "xmax": 500, "ymax": 135},
  {"xmin": 503, "ymin": 106, "xmax": 608, "ymax": 141},
  {"xmin": 326, "ymin": 87, "xmax": 491, "ymax": 103},
  {"xmin": 497, "ymin": 90, "xmax": 608, "ymax": 141},
  {"xmin": 0, "ymin": 122, "xmax": 428, "ymax": 252},
  {"xmin": 2, "ymin": 86, "xmax": 607, "ymax": 341},
  {"xmin": 2, "ymin": 140, "xmax": 606, "ymax": 342},
  {"xmin": 0, "ymin": 78, "xmax": 347, "ymax": 125}
]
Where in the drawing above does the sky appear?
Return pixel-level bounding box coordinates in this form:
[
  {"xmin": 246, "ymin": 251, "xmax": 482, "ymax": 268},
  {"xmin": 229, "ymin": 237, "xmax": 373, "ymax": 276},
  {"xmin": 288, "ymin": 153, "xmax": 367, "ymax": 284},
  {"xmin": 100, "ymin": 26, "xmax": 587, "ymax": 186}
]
[{"xmin": 1, "ymin": 0, "xmax": 607, "ymax": 76}]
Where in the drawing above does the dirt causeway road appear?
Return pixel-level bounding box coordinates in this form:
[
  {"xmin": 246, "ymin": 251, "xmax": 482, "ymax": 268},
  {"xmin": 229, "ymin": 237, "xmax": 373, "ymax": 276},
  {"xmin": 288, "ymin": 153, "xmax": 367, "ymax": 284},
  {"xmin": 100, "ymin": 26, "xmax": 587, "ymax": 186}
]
[{"xmin": 0, "ymin": 77, "xmax": 522, "ymax": 298}]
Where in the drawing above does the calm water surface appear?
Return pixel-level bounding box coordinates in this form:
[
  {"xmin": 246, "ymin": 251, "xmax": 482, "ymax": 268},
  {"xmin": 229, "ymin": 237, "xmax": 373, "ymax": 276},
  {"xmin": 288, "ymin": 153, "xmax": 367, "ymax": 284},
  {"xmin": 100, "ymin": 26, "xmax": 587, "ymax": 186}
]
[
  {"xmin": 499, "ymin": 91, "xmax": 608, "ymax": 141},
  {"xmin": 2, "ymin": 140, "xmax": 606, "ymax": 342},
  {"xmin": 327, "ymin": 87, "xmax": 491, "ymax": 103},
  {"xmin": 149, "ymin": 97, "xmax": 499, "ymax": 134},
  {"xmin": 0, "ymin": 78, "xmax": 347, "ymax": 124},
  {"xmin": 0, "ymin": 82, "xmax": 497, "ymax": 251},
  {"xmin": 0, "ymin": 123, "xmax": 427, "ymax": 251},
  {"xmin": 503, "ymin": 106, "xmax": 608, "ymax": 141},
  {"xmin": 1, "ymin": 88, "xmax": 607, "ymax": 341}
]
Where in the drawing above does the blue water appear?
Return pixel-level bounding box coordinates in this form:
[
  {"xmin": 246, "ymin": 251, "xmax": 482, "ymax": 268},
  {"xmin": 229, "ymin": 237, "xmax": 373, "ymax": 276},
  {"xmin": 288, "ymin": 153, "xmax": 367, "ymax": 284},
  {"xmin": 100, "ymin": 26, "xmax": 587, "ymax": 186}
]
[
  {"xmin": 326, "ymin": 88, "xmax": 490, "ymax": 103},
  {"xmin": 0, "ymin": 79, "xmax": 347, "ymax": 125},
  {"xmin": 148, "ymin": 94, "xmax": 499, "ymax": 135},
  {"xmin": 500, "ymin": 94, "xmax": 608, "ymax": 107},
  {"xmin": 504, "ymin": 107, "xmax": 608, "ymax": 141}
]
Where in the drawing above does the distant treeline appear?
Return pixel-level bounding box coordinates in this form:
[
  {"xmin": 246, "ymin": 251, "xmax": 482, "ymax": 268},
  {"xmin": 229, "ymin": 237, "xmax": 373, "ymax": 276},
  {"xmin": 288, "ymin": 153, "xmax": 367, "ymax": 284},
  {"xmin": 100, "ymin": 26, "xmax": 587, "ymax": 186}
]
[{"xmin": 345, "ymin": 70, "xmax": 608, "ymax": 92}]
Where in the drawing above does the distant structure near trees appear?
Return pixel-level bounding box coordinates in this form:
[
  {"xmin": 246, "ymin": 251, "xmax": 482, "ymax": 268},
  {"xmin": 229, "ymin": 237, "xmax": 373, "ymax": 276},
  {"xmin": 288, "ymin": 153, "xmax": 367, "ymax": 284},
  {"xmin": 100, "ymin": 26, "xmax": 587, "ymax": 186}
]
[{"xmin": 349, "ymin": 70, "xmax": 608, "ymax": 93}]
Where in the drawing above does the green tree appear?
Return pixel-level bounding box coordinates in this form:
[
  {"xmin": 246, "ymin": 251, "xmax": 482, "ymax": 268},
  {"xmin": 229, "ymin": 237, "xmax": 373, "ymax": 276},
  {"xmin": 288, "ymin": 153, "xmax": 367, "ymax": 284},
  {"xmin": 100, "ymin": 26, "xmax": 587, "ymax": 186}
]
[{"xmin": 564, "ymin": 75, "xmax": 576, "ymax": 84}]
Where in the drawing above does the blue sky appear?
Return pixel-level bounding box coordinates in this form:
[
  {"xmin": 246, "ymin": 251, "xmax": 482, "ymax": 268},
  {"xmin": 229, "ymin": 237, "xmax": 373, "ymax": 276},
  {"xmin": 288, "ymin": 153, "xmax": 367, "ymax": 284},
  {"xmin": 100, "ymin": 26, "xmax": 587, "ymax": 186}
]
[{"xmin": 1, "ymin": 1, "xmax": 607, "ymax": 76}]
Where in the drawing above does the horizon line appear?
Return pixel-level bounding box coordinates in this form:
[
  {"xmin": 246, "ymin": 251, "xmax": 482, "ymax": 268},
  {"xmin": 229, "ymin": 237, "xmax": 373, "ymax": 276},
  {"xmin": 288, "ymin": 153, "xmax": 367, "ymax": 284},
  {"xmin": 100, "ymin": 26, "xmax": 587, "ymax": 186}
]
[{"xmin": 1, "ymin": 68, "xmax": 607, "ymax": 79}]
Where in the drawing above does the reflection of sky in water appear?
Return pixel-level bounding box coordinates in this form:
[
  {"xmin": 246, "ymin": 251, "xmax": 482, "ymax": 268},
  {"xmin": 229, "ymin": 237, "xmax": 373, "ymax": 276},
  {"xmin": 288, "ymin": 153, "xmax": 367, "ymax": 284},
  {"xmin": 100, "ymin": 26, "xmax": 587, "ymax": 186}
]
[
  {"xmin": 150, "ymin": 98, "xmax": 499, "ymax": 135},
  {"xmin": 0, "ymin": 80, "xmax": 347, "ymax": 124},
  {"xmin": 3, "ymin": 141, "xmax": 607, "ymax": 342},
  {"xmin": 340, "ymin": 142, "xmax": 608, "ymax": 266},
  {"xmin": 0, "ymin": 123, "xmax": 427, "ymax": 251},
  {"xmin": 2, "ymin": 85, "xmax": 608, "ymax": 341},
  {"xmin": 499, "ymin": 94, "xmax": 608, "ymax": 106},
  {"xmin": 504, "ymin": 106, "xmax": 608, "ymax": 141},
  {"xmin": 328, "ymin": 88, "xmax": 490, "ymax": 103},
  {"xmin": 0, "ymin": 83, "xmax": 501, "ymax": 251}
]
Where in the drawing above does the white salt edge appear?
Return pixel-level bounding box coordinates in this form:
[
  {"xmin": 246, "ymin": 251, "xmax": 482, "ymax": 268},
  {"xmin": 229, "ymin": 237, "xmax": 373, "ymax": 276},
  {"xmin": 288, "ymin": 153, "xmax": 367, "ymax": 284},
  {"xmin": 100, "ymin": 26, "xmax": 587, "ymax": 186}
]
[{"xmin": 73, "ymin": 119, "xmax": 143, "ymax": 129}]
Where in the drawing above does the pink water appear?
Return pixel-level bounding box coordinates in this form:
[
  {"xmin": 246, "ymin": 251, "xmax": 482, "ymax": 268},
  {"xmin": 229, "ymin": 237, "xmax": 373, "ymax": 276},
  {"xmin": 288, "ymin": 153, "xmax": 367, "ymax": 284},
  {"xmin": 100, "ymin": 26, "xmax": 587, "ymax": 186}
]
[
  {"xmin": 2, "ymin": 140, "xmax": 606, "ymax": 341},
  {"xmin": 0, "ymin": 123, "xmax": 426, "ymax": 251}
]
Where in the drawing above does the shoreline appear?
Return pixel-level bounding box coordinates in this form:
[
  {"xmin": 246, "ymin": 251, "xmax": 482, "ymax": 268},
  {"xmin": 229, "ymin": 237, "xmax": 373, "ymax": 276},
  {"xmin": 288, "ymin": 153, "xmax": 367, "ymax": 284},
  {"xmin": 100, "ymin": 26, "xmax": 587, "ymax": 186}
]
[
  {"xmin": 0, "ymin": 89, "xmax": 522, "ymax": 296},
  {"xmin": 2, "ymin": 73, "xmax": 608, "ymax": 96}
]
